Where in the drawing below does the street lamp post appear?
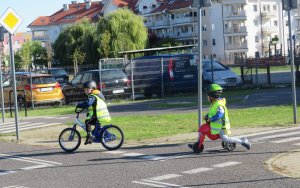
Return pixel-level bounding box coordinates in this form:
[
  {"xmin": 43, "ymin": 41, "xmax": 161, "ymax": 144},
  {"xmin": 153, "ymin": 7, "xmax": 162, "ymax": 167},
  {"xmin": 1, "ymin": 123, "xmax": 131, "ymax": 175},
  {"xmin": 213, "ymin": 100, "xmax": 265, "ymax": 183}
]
[
  {"xmin": 282, "ymin": 0, "xmax": 298, "ymax": 124},
  {"xmin": 194, "ymin": 0, "xmax": 212, "ymax": 140}
]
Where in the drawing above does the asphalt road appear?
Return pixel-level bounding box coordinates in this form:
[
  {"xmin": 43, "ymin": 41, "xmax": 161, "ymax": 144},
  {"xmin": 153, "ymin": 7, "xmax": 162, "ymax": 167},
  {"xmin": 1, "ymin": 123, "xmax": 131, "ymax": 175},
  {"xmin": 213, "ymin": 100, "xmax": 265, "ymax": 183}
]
[
  {"xmin": 0, "ymin": 86, "xmax": 300, "ymax": 187},
  {"xmin": 0, "ymin": 126, "xmax": 300, "ymax": 188}
]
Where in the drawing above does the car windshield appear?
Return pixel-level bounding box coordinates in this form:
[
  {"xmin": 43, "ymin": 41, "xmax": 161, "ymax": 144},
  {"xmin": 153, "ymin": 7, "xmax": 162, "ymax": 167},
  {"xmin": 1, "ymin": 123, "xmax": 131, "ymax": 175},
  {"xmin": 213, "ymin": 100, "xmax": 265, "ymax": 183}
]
[
  {"xmin": 30, "ymin": 76, "xmax": 57, "ymax": 84},
  {"xmin": 49, "ymin": 69, "xmax": 67, "ymax": 75},
  {"xmin": 202, "ymin": 61, "xmax": 228, "ymax": 72}
]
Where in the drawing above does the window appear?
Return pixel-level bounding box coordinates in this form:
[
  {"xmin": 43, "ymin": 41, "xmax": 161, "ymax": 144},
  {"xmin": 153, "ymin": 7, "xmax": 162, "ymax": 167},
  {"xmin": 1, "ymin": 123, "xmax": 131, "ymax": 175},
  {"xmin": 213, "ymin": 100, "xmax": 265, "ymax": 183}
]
[
  {"xmin": 274, "ymin": 20, "xmax": 278, "ymax": 26},
  {"xmin": 202, "ymin": 25, "xmax": 206, "ymax": 31},
  {"xmin": 254, "ymin": 20, "xmax": 258, "ymax": 26},
  {"xmin": 253, "ymin": 5, "xmax": 257, "ymax": 11},
  {"xmin": 203, "ymin": 40, "xmax": 208, "ymax": 47},
  {"xmin": 212, "ymin": 39, "xmax": 216, "ymax": 46},
  {"xmin": 255, "ymin": 36, "xmax": 259, "ymax": 42},
  {"xmin": 212, "ymin": 24, "xmax": 215, "ymax": 30},
  {"xmin": 202, "ymin": 10, "xmax": 205, "ymax": 16},
  {"xmin": 286, "ymin": 21, "xmax": 289, "ymax": 26},
  {"xmin": 273, "ymin": 5, "xmax": 277, "ymax": 10}
]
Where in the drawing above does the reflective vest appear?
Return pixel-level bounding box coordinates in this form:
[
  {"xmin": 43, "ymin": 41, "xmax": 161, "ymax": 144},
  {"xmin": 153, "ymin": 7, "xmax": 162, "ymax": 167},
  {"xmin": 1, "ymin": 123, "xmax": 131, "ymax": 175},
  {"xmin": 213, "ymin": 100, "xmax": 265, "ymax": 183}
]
[
  {"xmin": 207, "ymin": 98, "xmax": 231, "ymax": 135},
  {"xmin": 87, "ymin": 93, "xmax": 111, "ymax": 124}
]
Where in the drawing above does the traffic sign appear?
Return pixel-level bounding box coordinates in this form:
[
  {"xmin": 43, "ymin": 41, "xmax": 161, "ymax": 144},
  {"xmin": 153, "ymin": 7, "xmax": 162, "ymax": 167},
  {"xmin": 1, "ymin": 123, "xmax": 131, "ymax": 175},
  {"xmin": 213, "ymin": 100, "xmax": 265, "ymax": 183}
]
[{"xmin": 0, "ymin": 7, "xmax": 22, "ymax": 34}]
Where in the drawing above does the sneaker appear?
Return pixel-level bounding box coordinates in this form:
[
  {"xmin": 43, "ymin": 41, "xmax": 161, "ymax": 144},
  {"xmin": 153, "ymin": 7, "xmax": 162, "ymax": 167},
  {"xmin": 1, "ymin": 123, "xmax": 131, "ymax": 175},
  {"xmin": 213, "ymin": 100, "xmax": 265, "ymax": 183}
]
[
  {"xmin": 241, "ymin": 137, "xmax": 251, "ymax": 150},
  {"xmin": 84, "ymin": 135, "xmax": 95, "ymax": 145}
]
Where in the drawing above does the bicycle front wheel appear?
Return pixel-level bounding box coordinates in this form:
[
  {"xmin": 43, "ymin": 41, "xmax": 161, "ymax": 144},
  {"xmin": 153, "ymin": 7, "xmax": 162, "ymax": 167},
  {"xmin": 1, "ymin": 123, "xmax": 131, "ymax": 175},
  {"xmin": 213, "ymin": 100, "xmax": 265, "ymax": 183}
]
[
  {"xmin": 59, "ymin": 128, "xmax": 81, "ymax": 152},
  {"xmin": 100, "ymin": 125, "xmax": 124, "ymax": 151}
]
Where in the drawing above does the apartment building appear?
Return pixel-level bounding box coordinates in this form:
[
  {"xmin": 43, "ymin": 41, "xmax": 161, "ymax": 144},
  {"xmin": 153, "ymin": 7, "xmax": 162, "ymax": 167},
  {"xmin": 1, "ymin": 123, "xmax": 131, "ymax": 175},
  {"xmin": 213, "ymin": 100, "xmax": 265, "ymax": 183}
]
[{"xmin": 26, "ymin": 0, "xmax": 298, "ymax": 64}]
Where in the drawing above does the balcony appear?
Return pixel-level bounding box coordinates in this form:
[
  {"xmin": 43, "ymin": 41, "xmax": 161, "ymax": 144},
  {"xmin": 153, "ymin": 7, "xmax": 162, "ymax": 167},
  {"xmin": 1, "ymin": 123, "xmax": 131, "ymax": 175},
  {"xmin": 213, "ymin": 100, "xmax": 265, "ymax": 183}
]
[
  {"xmin": 261, "ymin": 11, "xmax": 277, "ymax": 19},
  {"xmin": 170, "ymin": 16, "xmax": 197, "ymax": 26},
  {"xmin": 169, "ymin": 32, "xmax": 196, "ymax": 39},
  {"xmin": 223, "ymin": 10, "xmax": 247, "ymax": 20},
  {"xmin": 224, "ymin": 26, "xmax": 247, "ymax": 36},
  {"xmin": 225, "ymin": 42, "xmax": 248, "ymax": 51},
  {"xmin": 262, "ymin": 26, "xmax": 279, "ymax": 35},
  {"xmin": 144, "ymin": 19, "xmax": 170, "ymax": 28}
]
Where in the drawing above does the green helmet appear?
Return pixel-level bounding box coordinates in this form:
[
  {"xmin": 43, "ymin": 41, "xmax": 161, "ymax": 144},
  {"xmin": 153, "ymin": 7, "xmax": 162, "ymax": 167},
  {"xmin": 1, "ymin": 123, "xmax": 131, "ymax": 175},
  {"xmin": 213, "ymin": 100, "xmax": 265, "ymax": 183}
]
[{"xmin": 206, "ymin": 84, "xmax": 223, "ymax": 98}]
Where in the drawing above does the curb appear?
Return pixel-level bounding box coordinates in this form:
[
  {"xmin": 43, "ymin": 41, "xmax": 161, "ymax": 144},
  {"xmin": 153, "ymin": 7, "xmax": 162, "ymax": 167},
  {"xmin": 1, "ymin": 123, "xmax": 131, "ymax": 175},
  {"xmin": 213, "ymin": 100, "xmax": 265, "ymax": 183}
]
[{"xmin": 265, "ymin": 149, "xmax": 300, "ymax": 179}]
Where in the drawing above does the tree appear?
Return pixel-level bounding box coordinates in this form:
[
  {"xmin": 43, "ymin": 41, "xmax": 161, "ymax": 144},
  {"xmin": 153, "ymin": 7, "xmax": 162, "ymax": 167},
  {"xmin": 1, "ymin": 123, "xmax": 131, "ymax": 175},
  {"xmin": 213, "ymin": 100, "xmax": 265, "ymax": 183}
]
[
  {"xmin": 53, "ymin": 19, "xmax": 98, "ymax": 66},
  {"xmin": 97, "ymin": 8, "xmax": 148, "ymax": 57},
  {"xmin": 71, "ymin": 47, "xmax": 86, "ymax": 75},
  {"xmin": 18, "ymin": 41, "xmax": 48, "ymax": 70}
]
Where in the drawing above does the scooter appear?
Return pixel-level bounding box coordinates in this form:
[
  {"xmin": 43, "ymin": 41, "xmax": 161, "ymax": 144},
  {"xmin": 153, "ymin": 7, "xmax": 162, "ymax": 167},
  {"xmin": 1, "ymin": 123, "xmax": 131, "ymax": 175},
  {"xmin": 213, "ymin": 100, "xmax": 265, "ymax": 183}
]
[{"xmin": 189, "ymin": 122, "xmax": 236, "ymax": 154}]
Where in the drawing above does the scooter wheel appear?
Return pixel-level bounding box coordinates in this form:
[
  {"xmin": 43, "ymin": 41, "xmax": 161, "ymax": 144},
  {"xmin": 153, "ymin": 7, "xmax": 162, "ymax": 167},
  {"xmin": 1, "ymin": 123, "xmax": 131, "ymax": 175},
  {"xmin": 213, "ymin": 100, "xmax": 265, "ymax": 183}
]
[
  {"xmin": 225, "ymin": 142, "xmax": 236, "ymax": 151},
  {"xmin": 192, "ymin": 142, "xmax": 204, "ymax": 154}
]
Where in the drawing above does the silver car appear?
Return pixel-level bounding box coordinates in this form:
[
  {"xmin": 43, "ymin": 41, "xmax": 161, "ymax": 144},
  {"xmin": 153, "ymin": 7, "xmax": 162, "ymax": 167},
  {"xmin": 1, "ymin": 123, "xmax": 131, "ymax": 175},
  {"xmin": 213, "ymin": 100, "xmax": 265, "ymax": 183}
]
[{"xmin": 202, "ymin": 60, "xmax": 242, "ymax": 87}]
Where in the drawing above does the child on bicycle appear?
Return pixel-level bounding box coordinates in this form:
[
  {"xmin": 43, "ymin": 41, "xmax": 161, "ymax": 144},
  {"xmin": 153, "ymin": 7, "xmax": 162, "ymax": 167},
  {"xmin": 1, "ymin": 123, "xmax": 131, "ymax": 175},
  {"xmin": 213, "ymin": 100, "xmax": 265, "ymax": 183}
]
[
  {"xmin": 76, "ymin": 80, "xmax": 111, "ymax": 145},
  {"xmin": 188, "ymin": 84, "xmax": 251, "ymax": 152}
]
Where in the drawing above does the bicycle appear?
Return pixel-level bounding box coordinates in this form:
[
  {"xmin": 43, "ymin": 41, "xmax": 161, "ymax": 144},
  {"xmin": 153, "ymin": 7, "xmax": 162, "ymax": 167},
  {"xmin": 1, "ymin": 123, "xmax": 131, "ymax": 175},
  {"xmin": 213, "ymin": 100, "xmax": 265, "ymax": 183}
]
[{"xmin": 58, "ymin": 107, "xmax": 124, "ymax": 153}]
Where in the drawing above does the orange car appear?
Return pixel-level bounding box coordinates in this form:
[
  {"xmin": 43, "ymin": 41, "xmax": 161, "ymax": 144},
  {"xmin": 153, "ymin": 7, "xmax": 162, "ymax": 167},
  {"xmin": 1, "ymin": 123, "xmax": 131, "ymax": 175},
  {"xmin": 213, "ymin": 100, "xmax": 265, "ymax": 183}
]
[{"xmin": 2, "ymin": 73, "xmax": 65, "ymax": 107}]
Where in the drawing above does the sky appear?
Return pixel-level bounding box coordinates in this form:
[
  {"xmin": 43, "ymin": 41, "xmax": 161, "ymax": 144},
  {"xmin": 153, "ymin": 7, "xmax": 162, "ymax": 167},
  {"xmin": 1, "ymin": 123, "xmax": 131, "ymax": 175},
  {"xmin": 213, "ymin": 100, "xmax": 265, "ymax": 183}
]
[{"xmin": 0, "ymin": 0, "xmax": 73, "ymax": 33}]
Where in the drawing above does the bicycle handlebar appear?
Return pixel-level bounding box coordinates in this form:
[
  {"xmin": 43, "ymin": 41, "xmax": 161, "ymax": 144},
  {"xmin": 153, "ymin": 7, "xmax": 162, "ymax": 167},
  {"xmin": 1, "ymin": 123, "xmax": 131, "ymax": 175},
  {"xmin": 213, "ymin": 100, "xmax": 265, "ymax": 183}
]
[{"xmin": 75, "ymin": 107, "xmax": 85, "ymax": 116}]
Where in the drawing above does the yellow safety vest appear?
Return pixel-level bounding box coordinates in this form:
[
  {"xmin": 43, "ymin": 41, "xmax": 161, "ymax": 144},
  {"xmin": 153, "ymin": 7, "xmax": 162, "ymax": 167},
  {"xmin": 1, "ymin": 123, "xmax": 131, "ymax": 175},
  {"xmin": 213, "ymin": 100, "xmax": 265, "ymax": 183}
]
[
  {"xmin": 207, "ymin": 98, "xmax": 231, "ymax": 135},
  {"xmin": 87, "ymin": 93, "xmax": 111, "ymax": 124}
]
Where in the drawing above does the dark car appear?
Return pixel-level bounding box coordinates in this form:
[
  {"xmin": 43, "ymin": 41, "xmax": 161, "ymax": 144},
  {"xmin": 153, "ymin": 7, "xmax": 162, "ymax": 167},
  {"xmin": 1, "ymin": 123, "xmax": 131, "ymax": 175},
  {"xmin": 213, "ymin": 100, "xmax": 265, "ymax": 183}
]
[
  {"xmin": 36, "ymin": 68, "xmax": 69, "ymax": 87},
  {"xmin": 62, "ymin": 69, "xmax": 130, "ymax": 103},
  {"xmin": 124, "ymin": 54, "xmax": 198, "ymax": 97}
]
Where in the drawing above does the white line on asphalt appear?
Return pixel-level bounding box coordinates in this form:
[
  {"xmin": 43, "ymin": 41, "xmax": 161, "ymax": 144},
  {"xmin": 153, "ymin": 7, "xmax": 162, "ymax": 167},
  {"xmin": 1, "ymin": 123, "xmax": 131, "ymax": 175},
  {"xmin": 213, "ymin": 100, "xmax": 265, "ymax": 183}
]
[
  {"xmin": 21, "ymin": 164, "xmax": 50, "ymax": 170},
  {"xmin": 158, "ymin": 153, "xmax": 192, "ymax": 161},
  {"xmin": 20, "ymin": 157, "xmax": 62, "ymax": 165},
  {"xmin": 103, "ymin": 150, "xmax": 126, "ymax": 154},
  {"xmin": 143, "ymin": 179, "xmax": 190, "ymax": 188},
  {"xmin": 253, "ymin": 131, "xmax": 300, "ymax": 141},
  {"xmin": 182, "ymin": 167, "xmax": 213, "ymax": 174},
  {"xmin": 293, "ymin": 143, "xmax": 300, "ymax": 146},
  {"xmin": 0, "ymin": 122, "xmax": 29, "ymax": 126},
  {"xmin": 240, "ymin": 127, "xmax": 300, "ymax": 138},
  {"xmin": 0, "ymin": 122, "xmax": 30, "ymax": 130},
  {"xmin": 0, "ymin": 153, "xmax": 62, "ymax": 167},
  {"xmin": 212, "ymin": 161, "xmax": 241, "ymax": 168},
  {"xmin": 2, "ymin": 186, "xmax": 30, "ymax": 188},
  {"xmin": 140, "ymin": 155, "xmax": 167, "ymax": 161},
  {"xmin": 0, "ymin": 170, "xmax": 17, "ymax": 176},
  {"xmin": 0, "ymin": 122, "xmax": 44, "ymax": 131},
  {"xmin": 149, "ymin": 174, "xmax": 182, "ymax": 181},
  {"xmin": 132, "ymin": 181, "xmax": 165, "ymax": 187},
  {"xmin": 271, "ymin": 137, "xmax": 300, "ymax": 143},
  {"xmin": 0, "ymin": 123, "xmax": 61, "ymax": 133},
  {"xmin": 122, "ymin": 152, "xmax": 145, "ymax": 157}
]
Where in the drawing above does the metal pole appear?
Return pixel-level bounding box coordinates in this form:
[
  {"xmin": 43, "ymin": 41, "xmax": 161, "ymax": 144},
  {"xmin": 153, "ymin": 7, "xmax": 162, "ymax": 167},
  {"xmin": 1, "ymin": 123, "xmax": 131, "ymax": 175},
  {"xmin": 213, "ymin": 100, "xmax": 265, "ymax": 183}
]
[
  {"xmin": 9, "ymin": 33, "xmax": 20, "ymax": 140},
  {"xmin": 0, "ymin": 52, "xmax": 5, "ymax": 122},
  {"xmin": 29, "ymin": 67, "xmax": 34, "ymax": 109},
  {"xmin": 130, "ymin": 59, "xmax": 135, "ymax": 101},
  {"xmin": 197, "ymin": 3, "xmax": 203, "ymax": 131},
  {"xmin": 287, "ymin": 10, "xmax": 297, "ymax": 124},
  {"xmin": 160, "ymin": 57, "xmax": 164, "ymax": 97}
]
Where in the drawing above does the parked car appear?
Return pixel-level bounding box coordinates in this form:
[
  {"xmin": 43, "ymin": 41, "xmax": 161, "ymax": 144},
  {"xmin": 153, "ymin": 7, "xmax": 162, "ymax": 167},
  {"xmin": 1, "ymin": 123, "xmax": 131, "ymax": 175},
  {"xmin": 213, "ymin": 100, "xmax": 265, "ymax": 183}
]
[
  {"xmin": 123, "ymin": 54, "xmax": 241, "ymax": 97},
  {"xmin": 62, "ymin": 69, "xmax": 130, "ymax": 104},
  {"xmin": 202, "ymin": 59, "xmax": 242, "ymax": 88},
  {"xmin": 36, "ymin": 68, "xmax": 69, "ymax": 87},
  {"xmin": 2, "ymin": 73, "xmax": 65, "ymax": 107}
]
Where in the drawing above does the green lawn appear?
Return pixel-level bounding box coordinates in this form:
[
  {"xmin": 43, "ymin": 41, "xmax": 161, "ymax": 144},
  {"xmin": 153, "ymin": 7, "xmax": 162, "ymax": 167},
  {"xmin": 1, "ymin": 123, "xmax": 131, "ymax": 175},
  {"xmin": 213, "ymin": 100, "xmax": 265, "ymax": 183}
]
[{"xmin": 230, "ymin": 65, "xmax": 291, "ymax": 75}]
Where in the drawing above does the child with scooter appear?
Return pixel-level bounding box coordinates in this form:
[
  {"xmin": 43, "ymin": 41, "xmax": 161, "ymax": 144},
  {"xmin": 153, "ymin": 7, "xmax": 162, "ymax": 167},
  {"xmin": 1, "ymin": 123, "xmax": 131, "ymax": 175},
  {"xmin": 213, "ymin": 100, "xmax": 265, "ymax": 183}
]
[{"xmin": 188, "ymin": 84, "xmax": 251, "ymax": 153}]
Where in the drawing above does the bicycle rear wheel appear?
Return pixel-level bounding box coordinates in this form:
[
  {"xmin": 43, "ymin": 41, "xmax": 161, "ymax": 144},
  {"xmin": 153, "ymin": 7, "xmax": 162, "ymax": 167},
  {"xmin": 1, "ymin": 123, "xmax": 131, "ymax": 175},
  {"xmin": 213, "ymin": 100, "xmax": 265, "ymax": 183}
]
[
  {"xmin": 100, "ymin": 125, "xmax": 124, "ymax": 151},
  {"xmin": 59, "ymin": 128, "xmax": 81, "ymax": 152}
]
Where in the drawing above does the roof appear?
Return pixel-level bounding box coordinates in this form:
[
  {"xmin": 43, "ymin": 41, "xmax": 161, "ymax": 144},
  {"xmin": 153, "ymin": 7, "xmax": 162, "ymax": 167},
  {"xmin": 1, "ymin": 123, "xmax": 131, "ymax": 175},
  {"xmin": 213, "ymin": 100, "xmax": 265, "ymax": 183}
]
[
  {"xmin": 28, "ymin": 1, "xmax": 104, "ymax": 27},
  {"xmin": 150, "ymin": 0, "xmax": 193, "ymax": 14}
]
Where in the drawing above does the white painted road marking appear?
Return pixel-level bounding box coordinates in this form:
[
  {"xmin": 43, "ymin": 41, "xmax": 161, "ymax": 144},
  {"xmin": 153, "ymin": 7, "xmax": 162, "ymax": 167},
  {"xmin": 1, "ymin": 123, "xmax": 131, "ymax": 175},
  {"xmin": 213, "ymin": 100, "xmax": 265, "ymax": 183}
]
[
  {"xmin": 0, "ymin": 170, "xmax": 17, "ymax": 176},
  {"xmin": 0, "ymin": 153, "xmax": 62, "ymax": 175},
  {"xmin": 0, "ymin": 123, "xmax": 61, "ymax": 133},
  {"xmin": 271, "ymin": 137, "xmax": 300, "ymax": 143},
  {"xmin": 253, "ymin": 131, "xmax": 300, "ymax": 141},
  {"xmin": 182, "ymin": 167, "xmax": 213, "ymax": 174},
  {"xmin": 212, "ymin": 161, "xmax": 241, "ymax": 168},
  {"xmin": 149, "ymin": 174, "xmax": 182, "ymax": 181}
]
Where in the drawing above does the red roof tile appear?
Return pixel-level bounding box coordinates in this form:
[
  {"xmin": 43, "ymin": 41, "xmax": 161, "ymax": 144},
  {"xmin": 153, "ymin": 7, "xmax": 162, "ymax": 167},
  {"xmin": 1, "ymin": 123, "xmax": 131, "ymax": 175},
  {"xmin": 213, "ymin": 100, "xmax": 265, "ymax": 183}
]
[{"xmin": 28, "ymin": 1, "xmax": 103, "ymax": 27}]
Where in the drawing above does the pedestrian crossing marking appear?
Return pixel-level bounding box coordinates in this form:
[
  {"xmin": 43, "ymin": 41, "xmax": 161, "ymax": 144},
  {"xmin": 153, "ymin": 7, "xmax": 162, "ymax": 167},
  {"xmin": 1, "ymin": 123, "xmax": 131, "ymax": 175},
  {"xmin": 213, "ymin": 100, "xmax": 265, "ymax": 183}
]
[
  {"xmin": 0, "ymin": 122, "xmax": 61, "ymax": 133},
  {"xmin": 271, "ymin": 137, "xmax": 300, "ymax": 143}
]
